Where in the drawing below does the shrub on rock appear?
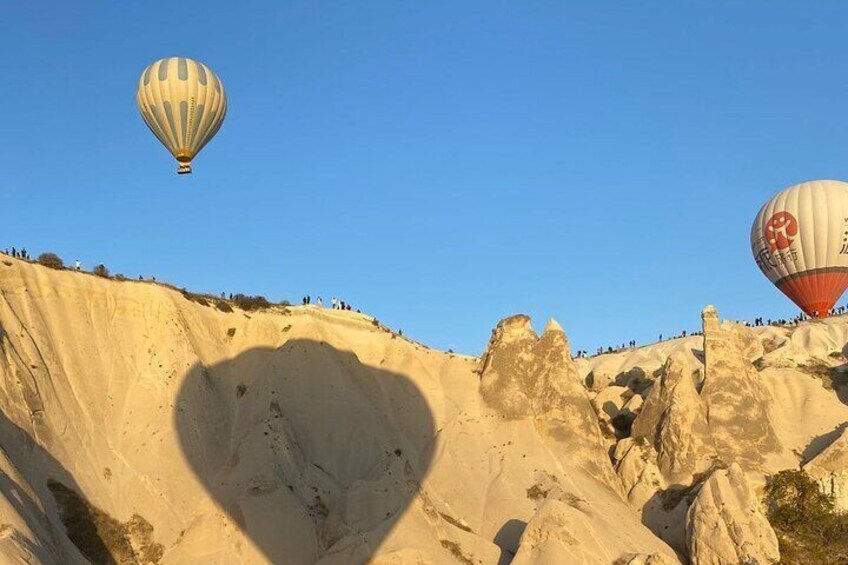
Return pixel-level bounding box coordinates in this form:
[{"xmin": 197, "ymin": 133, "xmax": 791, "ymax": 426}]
[{"xmin": 37, "ymin": 253, "xmax": 64, "ymax": 269}]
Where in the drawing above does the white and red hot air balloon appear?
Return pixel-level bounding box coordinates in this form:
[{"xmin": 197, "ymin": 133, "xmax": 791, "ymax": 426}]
[{"xmin": 751, "ymin": 180, "xmax": 848, "ymax": 317}]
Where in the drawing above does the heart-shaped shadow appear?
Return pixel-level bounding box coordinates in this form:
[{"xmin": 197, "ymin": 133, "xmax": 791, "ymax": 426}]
[{"xmin": 174, "ymin": 339, "xmax": 437, "ymax": 564}]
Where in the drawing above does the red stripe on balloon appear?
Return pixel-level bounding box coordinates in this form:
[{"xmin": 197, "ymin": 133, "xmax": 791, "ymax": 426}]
[{"xmin": 777, "ymin": 271, "xmax": 848, "ymax": 317}]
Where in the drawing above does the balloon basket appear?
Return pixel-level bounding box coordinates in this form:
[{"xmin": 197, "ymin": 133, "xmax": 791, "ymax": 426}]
[{"xmin": 177, "ymin": 164, "xmax": 192, "ymax": 175}]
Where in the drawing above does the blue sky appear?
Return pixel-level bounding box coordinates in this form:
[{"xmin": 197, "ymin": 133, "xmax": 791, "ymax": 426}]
[{"xmin": 2, "ymin": 2, "xmax": 848, "ymax": 355}]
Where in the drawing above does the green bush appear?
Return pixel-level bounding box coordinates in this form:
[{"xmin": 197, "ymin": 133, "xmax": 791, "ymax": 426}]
[
  {"xmin": 764, "ymin": 469, "xmax": 848, "ymax": 564},
  {"xmin": 215, "ymin": 301, "xmax": 233, "ymax": 313},
  {"xmin": 93, "ymin": 264, "xmax": 109, "ymax": 278},
  {"xmin": 231, "ymin": 294, "xmax": 270, "ymax": 311},
  {"xmin": 37, "ymin": 253, "xmax": 64, "ymax": 269}
]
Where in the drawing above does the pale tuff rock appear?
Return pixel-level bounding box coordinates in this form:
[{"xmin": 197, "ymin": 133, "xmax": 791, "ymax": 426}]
[
  {"xmin": 614, "ymin": 438, "xmax": 665, "ymax": 510},
  {"xmin": 479, "ymin": 315, "xmax": 541, "ymax": 419},
  {"xmin": 630, "ymin": 353, "xmax": 714, "ymax": 484},
  {"xmin": 621, "ymin": 554, "xmax": 679, "ymax": 565},
  {"xmin": 623, "ymin": 393, "xmax": 643, "ymax": 413},
  {"xmin": 592, "ymin": 385, "xmax": 630, "ymax": 423},
  {"xmin": 613, "ymin": 394, "xmax": 643, "ymax": 439},
  {"xmin": 543, "ymin": 317, "xmax": 563, "ymax": 334},
  {"xmin": 803, "ymin": 426, "xmax": 848, "ymax": 513},
  {"xmin": 700, "ymin": 306, "xmax": 782, "ymax": 468},
  {"xmin": 789, "ymin": 321, "xmax": 848, "ymax": 360},
  {"xmin": 0, "ymin": 261, "xmax": 688, "ymax": 564},
  {"xmin": 701, "ymin": 305, "xmax": 720, "ymax": 334},
  {"xmin": 613, "ymin": 438, "xmax": 690, "ymax": 556},
  {"xmin": 6, "ymin": 259, "xmax": 848, "ymax": 563},
  {"xmin": 510, "ymin": 500, "xmax": 610, "ymax": 565},
  {"xmin": 511, "ymin": 500, "xmax": 681, "ymax": 565},
  {"xmin": 586, "ymin": 365, "xmax": 617, "ymax": 392},
  {"xmin": 479, "ymin": 315, "xmax": 619, "ymax": 489},
  {"xmin": 685, "ymin": 463, "xmax": 779, "ymax": 565}
]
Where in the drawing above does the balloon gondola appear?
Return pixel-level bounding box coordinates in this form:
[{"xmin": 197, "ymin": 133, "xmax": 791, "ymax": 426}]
[{"xmin": 136, "ymin": 57, "xmax": 227, "ymax": 174}]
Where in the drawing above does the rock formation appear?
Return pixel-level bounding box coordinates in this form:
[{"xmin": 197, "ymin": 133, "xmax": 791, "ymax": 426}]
[
  {"xmin": 685, "ymin": 463, "xmax": 779, "ymax": 565},
  {"xmin": 700, "ymin": 306, "xmax": 782, "ymax": 468},
  {"xmin": 5, "ymin": 259, "xmax": 848, "ymax": 563},
  {"xmin": 803, "ymin": 425, "xmax": 848, "ymax": 513},
  {"xmin": 631, "ymin": 352, "xmax": 714, "ymax": 484},
  {"xmin": 479, "ymin": 315, "xmax": 620, "ymax": 490},
  {"xmin": 614, "ymin": 438, "xmax": 665, "ymax": 510},
  {"xmin": 511, "ymin": 499, "xmax": 681, "ymax": 565}
]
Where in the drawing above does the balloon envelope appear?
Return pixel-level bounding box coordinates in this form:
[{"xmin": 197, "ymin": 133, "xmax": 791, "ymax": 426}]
[
  {"xmin": 136, "ymin": 57, "xmax": 227, "ymax": 174},
  {"xmin": 751, "ymin": 180, "xmax": 848, "ymax": 317}
]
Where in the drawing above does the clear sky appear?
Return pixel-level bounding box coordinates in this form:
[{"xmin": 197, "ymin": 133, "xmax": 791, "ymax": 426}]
[{"xmin": 3, "ymin": 2, "xmax": 848, "ymax": 355}]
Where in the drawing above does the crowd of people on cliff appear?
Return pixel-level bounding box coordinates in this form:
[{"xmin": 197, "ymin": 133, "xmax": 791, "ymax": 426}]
[
  {"xmin": 6, "ymin": 248, "xmax": 848, "ymax": 359},
  {"xmin": 300, "ymin": 295, "xmax": 354, "ymax": 311},
  {"xmin": 578, "ymin": 307, "xmax": 848, "ymax": 359},
  {"xmin": 1, "ymin": 248, "xmax": 362, "ymax": 315},
  {"xmin": 4, "ymin": 248, "xmax": 28, "ymax": 260}
]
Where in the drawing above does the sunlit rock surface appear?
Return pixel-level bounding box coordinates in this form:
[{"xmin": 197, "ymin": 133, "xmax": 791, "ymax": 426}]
[{"xmin": 4, "ymin": 260, "xmax": 848, "ymax": 563}]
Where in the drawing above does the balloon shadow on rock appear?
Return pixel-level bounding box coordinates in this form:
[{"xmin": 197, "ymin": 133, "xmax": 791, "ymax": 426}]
[{"xmin": 174, "ymin": 340, "xmax": 437, "ymax": 564}]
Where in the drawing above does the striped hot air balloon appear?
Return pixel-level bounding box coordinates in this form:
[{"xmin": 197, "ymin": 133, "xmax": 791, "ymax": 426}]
[
  {"xmin": 136, "ymin": 57, "xmax": 227, "ymax": 174},
  {"xmin": 751, "ymin": 180, "xmax": 848, "ymax": 317}
]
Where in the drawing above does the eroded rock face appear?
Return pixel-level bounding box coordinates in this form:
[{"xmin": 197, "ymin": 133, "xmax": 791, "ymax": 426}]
[
  {"xmin": 631, "ymin": 352, "xmax": 715, "ymax": 484},
  {"xmin": 803, "ymin": 426, "xmax": 848, "ymax": 513},
  {"xmin": 592, "ymin": 386, "xmax": 630, "ymax": 424},
  {"xmin": 700, "ymin": 306, "xmax": 782, "ymax": 468},
  {"xmin": 622, "ymin": 554, "xmax": 679, "ymax": 565},
  {"xmin": 479, "ymin": 316, "xmax": 618, "ymax": 488},
  {"xmin": 510, "ymin": 499, "xmax": 609, "ymax": 565},
  {"xmin": 614, "ymin": 438, "xmax": 665, "ymax": 510},
  {"xmin": 685, "ymin": 463, "xmax": 779, "ymax": 565},
  {"xmin": 479, "ymin": 316, "xmax": 540, "ymax": 419},
  {"xmin": 511, "ymin": 499, "xmax": 681, "ymax": 565}
]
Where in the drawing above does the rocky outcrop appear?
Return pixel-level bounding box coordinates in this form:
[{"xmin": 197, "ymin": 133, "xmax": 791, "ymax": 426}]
[
  {"xmin": 511, "ymin": 499, "xmax": 681, "ymax": 565},
  {"xmin": 510, "ymin": 500, "xmax": 611, "ymax": 565},
  {"xmin": 479, "ymin": 316, "xmax": 618, "ymax": 489},
  {"xmin": 621, "ymin": 554, "xmax": 678, "ymax": 565},
  {"xmin": 592, "ymin": 385, "xmax": 630, "ymax": 424},
  {"xmin": 614, "ymin": 438, "xmax": 665, "ymax": 510},
  {"xmin": 685, "ymin": 463, "xmax": 779, "ymax": 565},
  {"xmin": 803, "ymin": 426, "xmax": 848, "ymax": 513},
  {"xmin": 700, "ymin": 306, "xmax": 782, "ymax": 468},
  {"xmin": 613, "ymin": 436, "xmax": 692, "ymax": 555},
  {"xmin": 630, "ymin": 352, "xmax": 714, "ymax": 484}
]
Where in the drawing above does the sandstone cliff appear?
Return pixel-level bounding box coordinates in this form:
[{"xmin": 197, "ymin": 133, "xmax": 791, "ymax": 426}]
[{"xmin": 2, "ymin": 258, "xmax": 848, "ymax": 564}]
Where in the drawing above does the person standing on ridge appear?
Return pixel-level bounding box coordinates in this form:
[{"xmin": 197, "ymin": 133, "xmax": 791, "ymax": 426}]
[{"xmin": 75, "ymin": 260, "xmax": 81, "ymax": 271}]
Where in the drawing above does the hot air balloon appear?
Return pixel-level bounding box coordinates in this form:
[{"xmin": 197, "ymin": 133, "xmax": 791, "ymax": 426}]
[
  {"xmin": 751, "ymin": 180, "xmax": 848, "ymax": 317},
  {"xmin": 136, "ymin": 57, "xmax": 227, "ymax": 174}
]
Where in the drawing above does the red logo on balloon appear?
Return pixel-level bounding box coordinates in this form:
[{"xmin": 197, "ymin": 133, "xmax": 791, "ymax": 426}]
[{"xmin": 765, "ymin": 211, "xmax": 798, "ymax": 251}]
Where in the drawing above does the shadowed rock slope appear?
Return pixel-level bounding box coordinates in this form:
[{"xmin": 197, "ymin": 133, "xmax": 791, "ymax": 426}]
[{"xmin": 1, "ymin": 260, "xmax": 848, "ymax": 564}]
